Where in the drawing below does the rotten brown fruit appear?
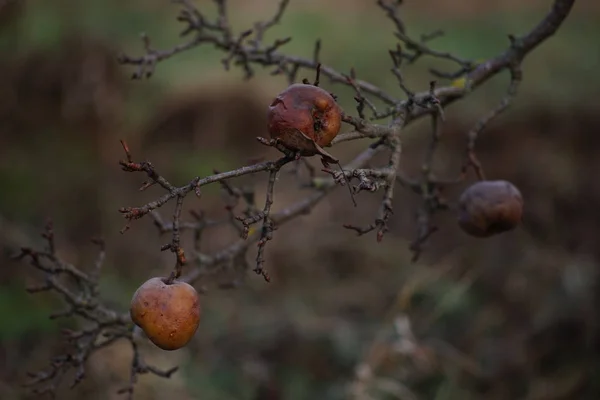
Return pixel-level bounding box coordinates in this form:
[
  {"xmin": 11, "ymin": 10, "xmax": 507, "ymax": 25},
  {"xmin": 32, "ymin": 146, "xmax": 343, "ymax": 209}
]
[
  {"xmin": 457, "ymin": 180, "xmax": 523, "ymax": 238},
  {"xmin": 267, "ymin": 83, "xmax": 342, "ymax": 163},
  {"xmin": 130, "ymin": 277, "xmax": 201, "ymax": 351}
]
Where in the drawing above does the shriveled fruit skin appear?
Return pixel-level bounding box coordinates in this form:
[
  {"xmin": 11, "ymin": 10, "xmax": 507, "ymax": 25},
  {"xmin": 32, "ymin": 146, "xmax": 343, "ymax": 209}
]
[
  {"xmin": 458, "ymin": 180, "xmax": 523, "ymax": 238},
  {"xmin": 130, "ymin": 277, "xmax": 200, "ymax": 351},
  {"xmin": 267, "ymin": 83, "xmax": 342, "ymax": 156}
]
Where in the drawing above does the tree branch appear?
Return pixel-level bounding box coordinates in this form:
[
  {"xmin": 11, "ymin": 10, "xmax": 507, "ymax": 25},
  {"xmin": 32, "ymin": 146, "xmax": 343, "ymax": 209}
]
[{"xmin": 16, "ymin": 0, "xmax": 576, "ymax": 397}]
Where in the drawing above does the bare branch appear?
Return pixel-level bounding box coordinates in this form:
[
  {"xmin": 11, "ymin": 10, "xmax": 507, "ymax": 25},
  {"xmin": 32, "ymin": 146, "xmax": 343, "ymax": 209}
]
[{"xmin": 16, "ymin": 0, "xmax": 576, "ymax": 397}]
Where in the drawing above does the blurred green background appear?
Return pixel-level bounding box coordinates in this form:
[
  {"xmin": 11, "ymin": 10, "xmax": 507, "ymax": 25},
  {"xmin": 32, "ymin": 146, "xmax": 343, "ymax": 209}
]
[{"xmin": 2, "ymin": 0, "xmax": 600, "ymax": 399}]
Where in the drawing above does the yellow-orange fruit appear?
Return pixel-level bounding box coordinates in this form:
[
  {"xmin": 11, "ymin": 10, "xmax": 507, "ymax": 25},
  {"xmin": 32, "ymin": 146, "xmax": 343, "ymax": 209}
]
[
  {"xmin": 267, "ymin": 83, "xmax": 342, "ymax": 158},
  {"xmin": 457, "ymin": 180, "xmax": 523, "ymax": 238},
  {"xmin": 130, "ymin": 277, "xmax": 200, "ymax": 351}
]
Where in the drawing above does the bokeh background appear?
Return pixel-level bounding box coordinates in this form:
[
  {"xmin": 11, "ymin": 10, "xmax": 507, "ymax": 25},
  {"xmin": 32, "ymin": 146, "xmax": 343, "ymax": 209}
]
[{"xmin": 2, "ymin": 0, "xmax": 600, "ymax": 399}]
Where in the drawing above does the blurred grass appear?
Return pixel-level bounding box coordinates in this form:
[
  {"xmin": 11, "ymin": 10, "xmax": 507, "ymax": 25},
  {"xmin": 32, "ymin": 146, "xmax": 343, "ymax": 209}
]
[
  {"xmin": 0, "ymin": 288, "xmax": 57, "ymax": 341},
  {"xmin": 4, "ymin": 0, "xmax": 597, "ymax": 125}
]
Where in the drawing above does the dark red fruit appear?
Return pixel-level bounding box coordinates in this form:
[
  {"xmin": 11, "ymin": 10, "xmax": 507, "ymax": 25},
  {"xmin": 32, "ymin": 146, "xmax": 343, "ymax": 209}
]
[
  {"xmin": 267, "ymin": 83, "xmax": 342, "ymax": 162},
  {"xmin": 458, "ymin": 180, "xmax": 523, "ymax": 238}
]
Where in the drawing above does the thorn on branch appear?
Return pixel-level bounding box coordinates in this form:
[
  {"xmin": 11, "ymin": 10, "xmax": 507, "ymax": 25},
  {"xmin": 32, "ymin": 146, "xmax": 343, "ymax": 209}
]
[
  {"xmin": 26, "ymin": 283, "xmax": 52, "ymax": 293},
  {"xmin": 421, "ymin": 29, "xmax": 444, "ymax": 42},
  {"xmin": 313, "ymin": 39, "xmax": 321, "ymax": 64},
  {"xmin": 313, "ymin": 63, "xmax": 321, "ymax": 86},
  {"xmin": 265, "ymin": 37, "xmax": 292, "ymax": 57}
]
